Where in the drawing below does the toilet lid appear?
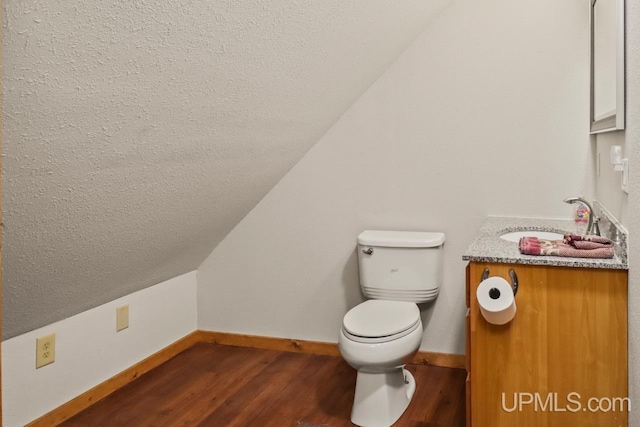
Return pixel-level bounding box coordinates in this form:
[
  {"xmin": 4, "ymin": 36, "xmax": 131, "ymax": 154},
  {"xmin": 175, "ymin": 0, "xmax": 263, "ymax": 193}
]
[{"xmin": 343, "ymin": 300, "xmax": 420, "ymax": 338}]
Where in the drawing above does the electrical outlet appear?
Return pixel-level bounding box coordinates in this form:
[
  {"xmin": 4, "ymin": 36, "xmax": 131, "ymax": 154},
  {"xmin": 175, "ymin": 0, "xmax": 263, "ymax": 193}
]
[
  {"xmin": 36, "ymin": 333, "xmax": 56, "ymax": 369},
  {"xmin": 116, "ymin": 305, "xmax": 129, "ymax": 332}
]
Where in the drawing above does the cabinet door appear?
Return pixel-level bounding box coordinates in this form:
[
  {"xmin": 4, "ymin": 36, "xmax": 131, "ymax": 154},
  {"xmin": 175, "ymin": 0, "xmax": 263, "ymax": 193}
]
[
  {"xmin": 469, "ymin": 263, "xmax": 628, "ymax": 427},
  {"xmin": 466, "ymin": 373, "xmax": 471, "ymax": 427}
]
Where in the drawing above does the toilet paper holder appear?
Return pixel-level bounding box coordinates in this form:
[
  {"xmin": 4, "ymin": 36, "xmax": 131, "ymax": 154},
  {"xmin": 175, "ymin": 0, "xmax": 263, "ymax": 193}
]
[{"xmin": 481, "ymin": 268, "xmax": 518, "ymax": 297}]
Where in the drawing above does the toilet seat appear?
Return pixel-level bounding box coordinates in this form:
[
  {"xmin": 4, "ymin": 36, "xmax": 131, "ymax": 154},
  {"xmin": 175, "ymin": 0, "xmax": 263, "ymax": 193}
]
[{"xmin": 342, "ymin": 300, "xmax": 421, "ymax": 344}]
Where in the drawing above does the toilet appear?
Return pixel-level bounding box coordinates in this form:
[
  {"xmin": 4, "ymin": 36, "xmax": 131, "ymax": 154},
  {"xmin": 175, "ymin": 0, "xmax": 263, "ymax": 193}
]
[{"xmin": 338, "ymin": 230, "xmax": 446, "ymax": 427}]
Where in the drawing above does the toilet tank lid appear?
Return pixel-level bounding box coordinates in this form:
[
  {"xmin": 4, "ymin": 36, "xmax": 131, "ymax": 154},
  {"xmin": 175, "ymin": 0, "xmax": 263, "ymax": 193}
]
[{"xmin": 357, "ymin": 230, "xmax": 445, "ymax": 248}]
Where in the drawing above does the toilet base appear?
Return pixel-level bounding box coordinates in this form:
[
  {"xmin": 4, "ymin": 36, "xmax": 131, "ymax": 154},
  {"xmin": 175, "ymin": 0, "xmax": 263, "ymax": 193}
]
[{"xmin": 350, "ymin": 367, "xmax": 416, "ymax": 427}]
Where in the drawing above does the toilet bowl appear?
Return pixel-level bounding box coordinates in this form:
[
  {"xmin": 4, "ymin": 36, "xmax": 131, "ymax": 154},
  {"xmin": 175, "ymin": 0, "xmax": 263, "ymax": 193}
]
[
  {"xmin": 338, "ymin": 300, "xmax": 423, "ymax": 427},
  {"xmin": 338, "ymin": 230, "xmax": 445, "ymax": 427}
]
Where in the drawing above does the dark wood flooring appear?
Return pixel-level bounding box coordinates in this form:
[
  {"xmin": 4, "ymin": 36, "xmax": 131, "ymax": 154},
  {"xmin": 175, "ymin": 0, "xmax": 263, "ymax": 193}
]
[{"xmin": 61, "ymin": 343, "xmax": 466, "ymax": 426}]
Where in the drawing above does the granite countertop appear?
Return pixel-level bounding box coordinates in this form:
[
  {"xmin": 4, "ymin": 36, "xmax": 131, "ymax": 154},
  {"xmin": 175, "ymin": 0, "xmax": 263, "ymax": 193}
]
[{"xmin": 462, "ymin": 216, "xmax": 628, "ymax": 270}]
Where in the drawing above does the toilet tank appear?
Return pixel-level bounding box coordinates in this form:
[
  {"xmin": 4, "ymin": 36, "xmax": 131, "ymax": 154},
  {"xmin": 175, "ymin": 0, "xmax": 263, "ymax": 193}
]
[{"xmin": 357, "ymin": 230, "xmax": 446, "ymax": 303}]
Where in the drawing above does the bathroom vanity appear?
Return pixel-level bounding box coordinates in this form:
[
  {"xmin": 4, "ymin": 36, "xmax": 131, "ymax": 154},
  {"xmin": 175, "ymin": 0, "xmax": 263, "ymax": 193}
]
[{"xmin": 463, "ymin": 214, "xmax": 628, "ymax": 427}]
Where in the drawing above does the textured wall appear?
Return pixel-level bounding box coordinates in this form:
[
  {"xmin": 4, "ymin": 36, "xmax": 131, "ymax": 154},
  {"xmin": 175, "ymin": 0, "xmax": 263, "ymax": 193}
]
[
  {"xmin": 198, "ymin": 0, "xmax": 594, "ymax": 354},
  {"xmin": 1, "ymin": 0, "xmax": 451, "ymax": 338}
]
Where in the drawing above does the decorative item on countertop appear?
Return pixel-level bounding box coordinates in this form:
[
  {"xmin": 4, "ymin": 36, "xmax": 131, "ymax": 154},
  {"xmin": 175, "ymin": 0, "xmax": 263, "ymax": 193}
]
[
  {"xmin": 574, "ymin": 202, "xmax": 590, "ymax": 223},
  {"xmin": 519, "ymin": 234, "xmax": 614, "ymax": 259}
]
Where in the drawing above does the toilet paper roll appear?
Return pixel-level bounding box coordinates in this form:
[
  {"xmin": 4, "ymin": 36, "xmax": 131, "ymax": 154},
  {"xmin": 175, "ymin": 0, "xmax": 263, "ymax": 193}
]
[{"xmin": 476, "ymin": 276, "xmax": 516, "ymax": 325}]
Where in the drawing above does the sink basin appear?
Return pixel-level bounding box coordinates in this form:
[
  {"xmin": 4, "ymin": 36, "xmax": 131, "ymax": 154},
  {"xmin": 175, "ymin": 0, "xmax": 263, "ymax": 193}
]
[{"xmin": 500, "ymin": 230, "xmax": 564, "ymax": 243}]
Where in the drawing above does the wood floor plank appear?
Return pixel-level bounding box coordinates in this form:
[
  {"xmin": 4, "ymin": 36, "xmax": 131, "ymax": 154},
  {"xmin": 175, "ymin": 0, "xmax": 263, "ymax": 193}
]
[
  {"xmin": 198, "ymin": 351, "xmax": 313, "ymax": 426},
  {"xmin": 144, "ymin": 345, "xmax": 282, "ymax": 426},
  {"xmin": 60, "ymin": 343, "xmax": 465, "ymax": 427},
  {"xmin": 254, "ymin": 355, "xmax": 348, "ymax": 427},
  {"xmin": 66, "ymin": 344, "xmax": 282, "ymax": 426},
  {"xmin": 402, "ymin": 365, "xmax": 467, "ymax": 426},
  {"xmin": 295, "ymin": 357, "xmax": 355, "ymax": 426}
]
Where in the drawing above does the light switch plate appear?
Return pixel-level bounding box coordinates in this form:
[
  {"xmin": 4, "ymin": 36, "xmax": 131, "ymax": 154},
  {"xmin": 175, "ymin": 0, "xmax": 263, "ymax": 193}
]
[
  {"xmin": 116, "ymin": 305, "xmax": 129, "ymax": 332},
  {"xmin": 622, "ymin": 158, "xmax": 629, "ymax": 194}
]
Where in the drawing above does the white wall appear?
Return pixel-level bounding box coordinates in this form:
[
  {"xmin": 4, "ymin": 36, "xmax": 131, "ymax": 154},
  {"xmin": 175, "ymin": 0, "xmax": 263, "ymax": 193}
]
[
  {"xmin": 2, "ymin": 271, "xmax": 197, "ymax": 427},
  {"xmin": 596, "ymin": 132, "xmax": 629, "ymax": 223},
  {"xmin": 592, "ymin": 3, "xmax": 639, "ymax": 425},
  {"xmin": 198, "ymin": 0, "xmax": 593, "ymax": 355},
  {"xmin": 623, "ymin": 0, "xmax": 640, "ymax": 424}
]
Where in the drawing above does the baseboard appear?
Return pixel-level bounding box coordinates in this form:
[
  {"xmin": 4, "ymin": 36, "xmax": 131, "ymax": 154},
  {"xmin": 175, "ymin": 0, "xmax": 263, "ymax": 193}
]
[
  {"xmin": 410, "ymin": 350, "xmax": 465, "ymax": 369},
  {"xmin": 27, "ymin": 330, "xmax": 464, "ymax": 426},
  {"xmin": 197, "ymin": 330, "xmax": 465, "ymax": 369},
  {"xmin": 26, "ymin": 331, "xmax": 202, "ymax": 427},
  {"xmin": 195, "ymin": 330, "xmax": 341, "ymax": 356}
]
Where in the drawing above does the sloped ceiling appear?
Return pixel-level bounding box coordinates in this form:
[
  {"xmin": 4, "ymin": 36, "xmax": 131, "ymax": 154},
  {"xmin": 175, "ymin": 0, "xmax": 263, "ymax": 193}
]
[{"xmin": 2, "ymin": 0, "xmax": 450, "ymax": 339}]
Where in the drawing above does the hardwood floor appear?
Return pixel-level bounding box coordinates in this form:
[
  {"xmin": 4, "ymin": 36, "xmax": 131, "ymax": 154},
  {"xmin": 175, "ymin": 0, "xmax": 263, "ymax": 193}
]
[{"xmin": 61, "ymin": 343, "xmax": 466, "ymax": 426}]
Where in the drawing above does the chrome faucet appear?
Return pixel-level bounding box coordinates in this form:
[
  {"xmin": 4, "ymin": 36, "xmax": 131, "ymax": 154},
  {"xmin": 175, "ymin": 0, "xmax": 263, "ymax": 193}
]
[{"xmin": 563, "ymin": 197, "xmax": 601, "ymax": 236}]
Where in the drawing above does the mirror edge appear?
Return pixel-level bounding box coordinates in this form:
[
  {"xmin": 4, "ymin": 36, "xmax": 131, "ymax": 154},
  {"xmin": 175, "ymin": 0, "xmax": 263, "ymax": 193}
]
[{"xmin": 589, "ymin": 0, "xmax": 625, "ymax": 134}]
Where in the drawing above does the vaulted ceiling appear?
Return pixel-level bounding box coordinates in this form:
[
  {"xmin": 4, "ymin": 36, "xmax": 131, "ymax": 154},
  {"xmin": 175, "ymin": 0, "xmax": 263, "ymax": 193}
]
[{"xmin": 2, "ymin": 0, "xmax": 451, "ymax": 339}]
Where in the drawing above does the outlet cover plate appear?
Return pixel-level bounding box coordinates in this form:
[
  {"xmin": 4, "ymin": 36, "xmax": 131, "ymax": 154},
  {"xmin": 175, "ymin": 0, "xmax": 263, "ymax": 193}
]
[{"xmin": 36, "ymin": 333, "xmax": 56, "ymax": 368}]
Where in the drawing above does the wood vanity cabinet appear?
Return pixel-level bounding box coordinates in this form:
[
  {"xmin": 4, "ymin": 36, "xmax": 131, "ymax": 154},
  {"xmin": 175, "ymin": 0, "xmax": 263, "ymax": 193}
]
[{"xmin": 465, "ymin": 262, "xmax": 628, "ymax": 427}]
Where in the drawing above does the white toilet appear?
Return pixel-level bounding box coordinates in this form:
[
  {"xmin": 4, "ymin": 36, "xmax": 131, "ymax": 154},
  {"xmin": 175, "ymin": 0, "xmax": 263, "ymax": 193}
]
[{"xmin": 338, "ymin": 230, "xmax": 446, "ymax": 427}]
